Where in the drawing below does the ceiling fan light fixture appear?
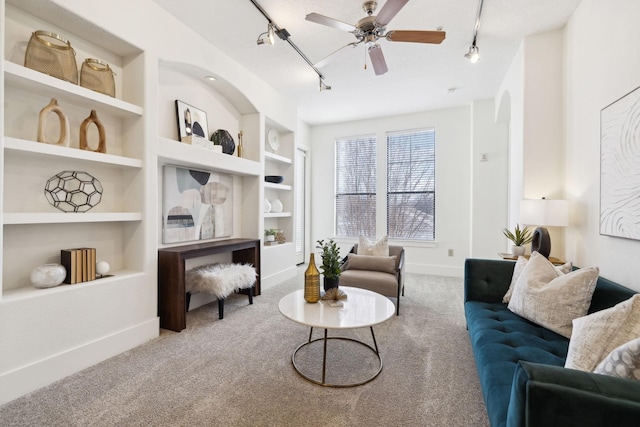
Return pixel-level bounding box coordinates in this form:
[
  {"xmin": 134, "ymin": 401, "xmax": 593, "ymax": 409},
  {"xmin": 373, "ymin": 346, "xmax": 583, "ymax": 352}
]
[{"xmin": 465, "ymin": 44, "xmax": 480, "ymax": 63}]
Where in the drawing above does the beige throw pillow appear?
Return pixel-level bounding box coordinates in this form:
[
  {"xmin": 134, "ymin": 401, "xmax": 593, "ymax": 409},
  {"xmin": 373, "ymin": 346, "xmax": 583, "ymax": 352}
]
[
  {"xmin": 594, "ymin": 337, "xmax": 640, "ymax": 380},
  {"xmin": 346, "ymin": 254, "xmax": 397, "ymax": 274},
  {"xmin": 502, "ymin": 256, "xmax": 572, "ymax": 303},
  {"xmin": 357, "ymin": 235, "xmax": 389, "ymax": 256},
  {"xmin": 508, "ymin": 252, "xmax": 598, "ymax": 338},
  {"xmin": 565, "ymin": 294, "xmax": 640, "ymax": 372}
]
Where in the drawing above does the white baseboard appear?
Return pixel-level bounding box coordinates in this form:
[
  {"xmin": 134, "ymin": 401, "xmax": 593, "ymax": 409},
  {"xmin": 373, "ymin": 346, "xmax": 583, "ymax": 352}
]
[
  {"xmin": 261, "ymin": 266, "xmax": 297, "ymax": 291},
  {"xmin": 0, "ymin": 317, "xmax": 159, "ymax": 405}
]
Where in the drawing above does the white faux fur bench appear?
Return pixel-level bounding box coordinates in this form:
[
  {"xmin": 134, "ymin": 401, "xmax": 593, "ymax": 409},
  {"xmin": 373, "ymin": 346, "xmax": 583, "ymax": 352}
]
[{"xmin": 185, "ymin": 263, "xmax": 256, "ymax": 319}]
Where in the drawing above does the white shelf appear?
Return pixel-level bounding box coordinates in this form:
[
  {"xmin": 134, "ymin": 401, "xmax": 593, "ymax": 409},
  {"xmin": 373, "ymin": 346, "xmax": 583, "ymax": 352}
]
[
  {"xmin": 265, "ymin": 151, "xmax": 292, "ymax": 164},
  {"xmin": 4, "ymin": 61, "xmax": 143, "ymax": 119},
  {"xmin": 157, "ymin": 137, "xmax": 260, "ymax": 176},
  {"xmin": 4, "ymin": 137, "xmax": 143, "ymax": 168},
  {"xmin": 1, "ymin": 270, "xmax": 144, "ymax": 301},
  {"xmin": 3, "ymin": 212, "xmax": 142, "ymax": 225},
  {"xmin": 264, "ymin": 182, "xmax": 292, "ymax": 191},
  {"xmin": 264, "ymin": 212, "xmax": 292, "ymax": 218},
  {"xmin": 263, "ymin": 241, "xmax": 294, "ymax": 250}
]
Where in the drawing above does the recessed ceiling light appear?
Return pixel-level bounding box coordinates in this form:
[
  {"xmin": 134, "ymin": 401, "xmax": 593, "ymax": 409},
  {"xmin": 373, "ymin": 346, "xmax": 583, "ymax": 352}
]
[{"xmin": 204, "ymin": 75, "xmax": 217, "ymax": 81}]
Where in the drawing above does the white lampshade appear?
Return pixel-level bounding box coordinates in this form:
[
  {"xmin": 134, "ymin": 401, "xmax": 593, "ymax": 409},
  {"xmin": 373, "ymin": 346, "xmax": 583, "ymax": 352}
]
[{"xmin": 520, "ymin": 199, "xmax": 569, "ymax": 227}]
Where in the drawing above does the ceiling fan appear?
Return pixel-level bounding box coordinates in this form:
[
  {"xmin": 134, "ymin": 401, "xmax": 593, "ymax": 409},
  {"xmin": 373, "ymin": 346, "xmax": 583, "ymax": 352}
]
[{"xmin": 306, "ymin": 0, "xmax": 446, "ymax": 75}]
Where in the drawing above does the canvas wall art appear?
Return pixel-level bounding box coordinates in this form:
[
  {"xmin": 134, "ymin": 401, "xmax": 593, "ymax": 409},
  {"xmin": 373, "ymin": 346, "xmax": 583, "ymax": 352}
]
[
  {"xmin": 600, "ymin": 85, "xmax": 640, "ymax": 239},
  {"xmin": 163, "ymin": 165, "xmax": 233, "ymax": 244},
  {"xmin": 175, "ymin": 100, "xmax": 208, "ymax": 140}
]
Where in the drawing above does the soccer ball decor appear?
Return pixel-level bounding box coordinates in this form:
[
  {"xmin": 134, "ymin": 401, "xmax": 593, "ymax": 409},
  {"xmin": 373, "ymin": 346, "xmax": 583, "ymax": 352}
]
[{"xmin": 44, "ymin": 171, "xmax": 103, "ymax": 213}]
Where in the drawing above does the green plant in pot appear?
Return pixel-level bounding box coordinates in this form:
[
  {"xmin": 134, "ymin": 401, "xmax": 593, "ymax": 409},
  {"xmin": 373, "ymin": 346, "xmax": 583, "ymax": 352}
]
[
  {"xmin": 316, "ymin": 238, "xmax": 341, "ymax": 291},
  {"xmin": 265, "ymin": 228, "xmax": 277, "ymax": 242},
  {"xmin": 502, "ymin": 223, "xmax": 533, "ymax": 257}
]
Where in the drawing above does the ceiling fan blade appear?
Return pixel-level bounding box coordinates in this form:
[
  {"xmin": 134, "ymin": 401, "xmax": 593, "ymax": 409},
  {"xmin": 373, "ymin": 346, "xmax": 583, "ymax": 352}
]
[
  {"xmin": 386, "ymin": 30, "xmax": 446, "ymax": 44},
  {"xmin": 305, "ymin": 13, "xmax": 356, "ymax": 32},
  {"xmin": 315, "ymin": 42, "xmax": 360, "ymax": 68},
  {"xmin": 368, "ymin": 44, "xmax": 388, "ymax": 75},
  {"xmin": 375, "ymin": 0, "xmax": 410, "ymax": 26}
]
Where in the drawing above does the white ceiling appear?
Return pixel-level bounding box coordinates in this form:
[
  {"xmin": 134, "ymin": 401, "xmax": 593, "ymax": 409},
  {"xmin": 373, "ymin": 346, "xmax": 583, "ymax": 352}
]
[{"xmin": 153, "ymin": 0, "xmax": 582, "ymax": 126}]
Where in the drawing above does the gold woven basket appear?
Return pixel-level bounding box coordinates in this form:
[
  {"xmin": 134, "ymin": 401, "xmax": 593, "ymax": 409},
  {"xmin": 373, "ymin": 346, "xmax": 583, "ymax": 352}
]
[
  {"xmin": 24, "ymin": 30, "xmax": 78, "ymax": 84},
  {"xmin": 80, "ymin": 58, "xmax": 116, "ymax": 97}
]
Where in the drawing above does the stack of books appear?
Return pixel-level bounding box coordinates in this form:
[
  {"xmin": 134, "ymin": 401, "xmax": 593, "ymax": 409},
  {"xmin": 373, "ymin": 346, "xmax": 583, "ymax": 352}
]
[{"xmin": 60, "ymin": 248, "xmax": 97, "ymax": 284}]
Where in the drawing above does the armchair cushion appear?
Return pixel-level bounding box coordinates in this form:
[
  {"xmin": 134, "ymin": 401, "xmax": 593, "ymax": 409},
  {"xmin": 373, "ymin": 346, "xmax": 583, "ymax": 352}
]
[{"xmin": 346, "ymin": 254, "xmax": 397, "ymax": 274}]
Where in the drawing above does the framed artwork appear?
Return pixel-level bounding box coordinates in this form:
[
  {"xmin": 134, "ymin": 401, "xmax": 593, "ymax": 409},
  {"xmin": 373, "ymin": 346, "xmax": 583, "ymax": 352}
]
[
  {"xmin": 600, "ymin": 85, "xmax": 640, "ymax": 240},
  {"xmin": 175, "ymin": 100, "xmax": 208, "ymax": 140},
  {"xmin": 162, "ymin": 165, "xmax": 233, "ymax": 244}
]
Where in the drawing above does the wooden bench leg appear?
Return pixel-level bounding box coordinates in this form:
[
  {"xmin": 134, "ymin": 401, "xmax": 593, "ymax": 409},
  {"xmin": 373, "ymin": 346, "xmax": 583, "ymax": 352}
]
[
  {"xmin": 217, "ymin": 298, "xmax": 224, "ymax": 319},
  {"xmin": 248, "ymin": 286, "xmax": 254, "ymax": 305},
  {"xmin": 186, "ymin": 292, "xmax": 191, "ymax": 312}
]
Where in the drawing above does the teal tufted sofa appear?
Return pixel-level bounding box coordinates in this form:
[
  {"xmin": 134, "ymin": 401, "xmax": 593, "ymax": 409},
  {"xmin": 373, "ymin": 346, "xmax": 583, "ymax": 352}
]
[{"xmin": 464, "ymin": 258, "xmax": 640, "ymax": 427}]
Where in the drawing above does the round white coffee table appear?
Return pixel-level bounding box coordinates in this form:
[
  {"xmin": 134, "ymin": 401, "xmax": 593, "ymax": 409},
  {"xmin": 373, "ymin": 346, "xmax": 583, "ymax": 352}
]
[{"xmin": 278, "ymin": 286, "xmax": 395, "ymax": 387}]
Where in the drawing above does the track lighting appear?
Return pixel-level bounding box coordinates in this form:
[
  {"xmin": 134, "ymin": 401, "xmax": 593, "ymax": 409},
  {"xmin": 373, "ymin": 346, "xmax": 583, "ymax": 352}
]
[
  {"xmin": 256, "ymin": 24, "xmax": 275, "ymax": 45},
  {"xmin": 465, "ymin": 0, "xmax": 484, "ymax": 63},
  {"xmin": 465, "ymin": 44, "xmax": 480, "ymax": 63},
  {"xmin": 250, "ymin": 0, "xmax": 330, "ymax": 91}
]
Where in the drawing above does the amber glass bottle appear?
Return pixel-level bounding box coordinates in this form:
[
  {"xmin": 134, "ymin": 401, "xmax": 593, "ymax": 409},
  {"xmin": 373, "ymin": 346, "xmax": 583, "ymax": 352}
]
[{"xmin": 304, "ymin": 253, "xmax": 320, "ymax": 303}]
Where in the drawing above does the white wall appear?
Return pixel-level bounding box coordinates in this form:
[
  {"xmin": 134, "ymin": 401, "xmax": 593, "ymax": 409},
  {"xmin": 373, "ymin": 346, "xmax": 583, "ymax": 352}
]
[
  {"xmin": 496, "ymin": 29, "xmax": 566, "ymax": 259},
  {"xmin": 471, "ymin": 99, "xmax": 509, "ymax": 258},
  {"xmin": 310, "ymin": 101, "xmax": 508, "ymax": 277},
  {"xmin": 564, "ymin": 0, "xmax": 640, "ymax": 290}
]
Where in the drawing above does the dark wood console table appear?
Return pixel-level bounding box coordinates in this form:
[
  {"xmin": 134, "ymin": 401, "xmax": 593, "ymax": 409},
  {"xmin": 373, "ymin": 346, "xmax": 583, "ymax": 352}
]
[{"xmin": 158, "ymin": 238, "xmax": 261, "ymax": 332}]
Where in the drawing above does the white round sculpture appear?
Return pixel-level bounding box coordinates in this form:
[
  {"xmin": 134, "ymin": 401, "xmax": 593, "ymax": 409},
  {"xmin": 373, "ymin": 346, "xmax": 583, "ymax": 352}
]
[
  {"xmin": 96, "ymin": 261, "xmax": 110, "ymax": 277},
  {"xmin": 31, "ymin": 263, "xmax": 66, "ymax": 288},
  {"xmin": 264, "ymin": 198, "xmax": 271, "ymax": 213}
]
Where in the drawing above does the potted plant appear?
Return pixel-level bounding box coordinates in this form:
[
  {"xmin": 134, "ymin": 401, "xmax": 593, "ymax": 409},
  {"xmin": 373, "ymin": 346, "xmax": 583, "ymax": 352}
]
[
  {"xmin": 502, "ymin": 223, "xmax": 533, "ymax": 256},
  {"xmin": 316, "ymin": 238, "xmax": 341, "ymax": 291},
  {"xmin": 265, "ymin": 229, "xmax": 276, "ymax": 242}
]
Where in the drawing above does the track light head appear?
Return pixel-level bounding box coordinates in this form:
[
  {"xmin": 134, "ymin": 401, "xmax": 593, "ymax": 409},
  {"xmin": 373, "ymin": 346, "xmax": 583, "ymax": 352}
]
[
  {"xmin": 319, "ymin": 77, "xmax": 331, "ymax": 92},
  {"xmin": 465, "ymin": 44, "xmax": 480, "ymax": 63},
  {"xmin": 256, "ymin": 24, "xmax": 275, "ymax": 46}
]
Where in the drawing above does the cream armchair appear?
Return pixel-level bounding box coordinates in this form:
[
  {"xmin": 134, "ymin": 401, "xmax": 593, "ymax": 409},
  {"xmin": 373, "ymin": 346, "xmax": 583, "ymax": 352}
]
[{"xmin": 339, "ymin": 244, "xmax": 405, "ymax": 315}]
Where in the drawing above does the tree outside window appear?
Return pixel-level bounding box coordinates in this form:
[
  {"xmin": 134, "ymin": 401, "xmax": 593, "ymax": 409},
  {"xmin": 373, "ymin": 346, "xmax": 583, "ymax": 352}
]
[
  {"xmin": 334, "ymin": 129, "xmax": 435, "ymax": 241},
  {"xmin": 335, "ymin": 136, "xmax": 376, "ymax": 238},
  {"xmin": 387, "ymin": 129, "xmax": 435, "ymax": 240}
]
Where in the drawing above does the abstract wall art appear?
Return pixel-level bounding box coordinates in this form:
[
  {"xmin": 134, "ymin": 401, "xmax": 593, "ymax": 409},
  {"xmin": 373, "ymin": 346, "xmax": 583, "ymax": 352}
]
[
  {"xmin": 600, "ymin": 85, "xmax": 640, "ymax": 240},
  {"xmin": 163, "ymin": 165, "xmax": 233, "ymax": 244}
]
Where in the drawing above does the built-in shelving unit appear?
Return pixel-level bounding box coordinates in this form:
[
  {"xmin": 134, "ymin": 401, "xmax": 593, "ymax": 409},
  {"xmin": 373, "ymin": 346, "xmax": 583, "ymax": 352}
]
[
  {"xmin": 0, "ymin": 0, "xmax": 300, "ymax": 405},
  {"xmin": 0, "ymin": 0, "xmax": 157, "ymax": 405},
  {"xmin": 262, "ymin": 120, "xmax": 296, "ymax": 283}
]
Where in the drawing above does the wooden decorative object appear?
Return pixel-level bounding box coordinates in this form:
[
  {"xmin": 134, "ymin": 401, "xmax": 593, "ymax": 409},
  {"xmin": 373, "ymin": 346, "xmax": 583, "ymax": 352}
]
[
  {"xmin": 37, "ymin": 98, "xmax": 70, "ymax": 146},
  {"xmin": 237, "ymin": 130, "xmax": 244, "ymax": 158},
  {"xmin": 79, "ymin": 110, "xmax": 106, "ymax": 153}
]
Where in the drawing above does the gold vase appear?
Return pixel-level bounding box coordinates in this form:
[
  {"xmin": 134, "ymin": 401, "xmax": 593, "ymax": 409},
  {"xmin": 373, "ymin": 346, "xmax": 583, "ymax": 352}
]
[{"xmin": 304, "ymin": 253, "xmax": 320, "ymax": 303}]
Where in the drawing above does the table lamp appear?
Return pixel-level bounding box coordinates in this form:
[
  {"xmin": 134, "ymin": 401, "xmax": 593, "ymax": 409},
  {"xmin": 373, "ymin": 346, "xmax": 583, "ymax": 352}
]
[{"xmin": 520, "ymin": 198, "xmax": 569, "ymax": 258}]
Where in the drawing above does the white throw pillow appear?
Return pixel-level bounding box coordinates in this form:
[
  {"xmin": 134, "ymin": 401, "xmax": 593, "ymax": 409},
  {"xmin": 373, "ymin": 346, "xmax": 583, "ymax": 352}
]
[
  {"xmin": 502, "ymin": 256, "xmax": 572, "ymax": 303},
  {"xmin": 357, "ymin": 235, "xmax": 389, "ymax": 256},
  {"xmin": 508, "ymin": 252, "xmax": 598, "ymax": 338},
  {"xmin": 565, "ymin": 294, "xmax": 640, "ymax": 372},
  {"xmin": 594, "ymin": 337, "xmax": 640, "ymax": 380}
]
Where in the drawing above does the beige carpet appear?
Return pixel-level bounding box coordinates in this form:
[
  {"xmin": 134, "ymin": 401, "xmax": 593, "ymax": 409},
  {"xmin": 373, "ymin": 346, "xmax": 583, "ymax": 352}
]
[{"xmin": 0, "ymin": 267, "xmax": 488, "ymax": 426}]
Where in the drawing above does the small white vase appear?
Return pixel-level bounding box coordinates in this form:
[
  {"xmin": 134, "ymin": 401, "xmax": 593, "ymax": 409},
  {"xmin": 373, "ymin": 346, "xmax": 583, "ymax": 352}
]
[
  {"xmin": 270, "ymin": 198, "xmax": 283, "ymax": 213},
  {"xmin": 511, "ymin": 245, "xmax": 525, "ymax": 257},
  {"xmin": 264, "ymin": 198, "xmax": 271, "ymax": 213},
  {"xmin": 31, "ymin": 263, "xmax": 66, "ymax": 288}
]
